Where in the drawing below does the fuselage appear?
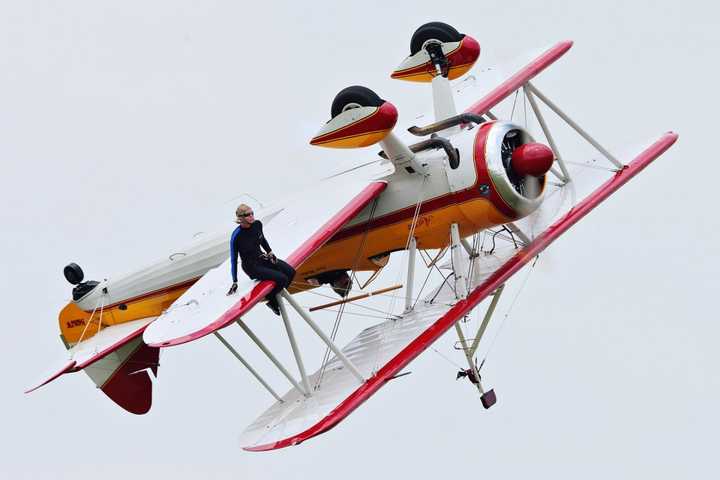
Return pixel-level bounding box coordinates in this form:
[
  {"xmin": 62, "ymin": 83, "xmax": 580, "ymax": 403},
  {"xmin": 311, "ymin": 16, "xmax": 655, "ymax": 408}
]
[{"xmin": 59, "ymin": 120, "xmax": 545, "ymax": 345}]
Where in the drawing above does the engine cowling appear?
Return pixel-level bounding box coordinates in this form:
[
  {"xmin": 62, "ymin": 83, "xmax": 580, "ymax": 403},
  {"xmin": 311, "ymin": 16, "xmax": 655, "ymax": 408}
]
[{"xmin": 473, "ymin": 121, "xmax": 554, "ymax": 219}]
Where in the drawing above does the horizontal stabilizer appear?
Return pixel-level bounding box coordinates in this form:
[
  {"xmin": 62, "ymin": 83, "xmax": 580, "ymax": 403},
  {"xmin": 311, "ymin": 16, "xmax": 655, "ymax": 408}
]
[
  {"xmin": 25, "ymin": 317, "xmax": 154, "ymax": 394},
  {"xmin": 24, "ymin": 360, "xmax": 76, "ymax": 394}
]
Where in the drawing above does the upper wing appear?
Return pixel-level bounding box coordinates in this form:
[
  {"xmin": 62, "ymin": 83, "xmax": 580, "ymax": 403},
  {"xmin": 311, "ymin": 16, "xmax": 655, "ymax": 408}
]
[
  {"xmin": 143, "ymin": 179, "xmax": 388, "ymax": 348},
  {"xmin": 238, "ymin": 132, "xmax": 677, "ymax": 451}
]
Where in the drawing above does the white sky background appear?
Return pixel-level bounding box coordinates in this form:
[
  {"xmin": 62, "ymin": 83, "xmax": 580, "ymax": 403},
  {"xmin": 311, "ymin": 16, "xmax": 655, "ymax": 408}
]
[{"xmin": 2, "ymin": 0, "xmax": 718, "ymax": 478}]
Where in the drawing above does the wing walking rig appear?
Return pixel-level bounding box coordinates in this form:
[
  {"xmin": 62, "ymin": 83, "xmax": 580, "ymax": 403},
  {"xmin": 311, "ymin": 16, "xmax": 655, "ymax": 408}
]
[{"xmin": 28, "ymin": 22, "xmax": 678, "ymax": 449}]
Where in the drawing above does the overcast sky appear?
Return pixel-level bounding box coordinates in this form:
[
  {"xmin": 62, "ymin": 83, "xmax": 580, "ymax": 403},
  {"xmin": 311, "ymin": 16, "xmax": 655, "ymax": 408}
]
[{"xmin": 2, "ymin": 1, "xmax": 718, "ymax": 478}]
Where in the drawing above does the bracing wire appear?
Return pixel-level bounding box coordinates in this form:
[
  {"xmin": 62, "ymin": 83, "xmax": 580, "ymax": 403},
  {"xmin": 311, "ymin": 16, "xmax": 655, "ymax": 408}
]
[
  {"xmin": 411, "ymin": 262, "xmax": 436, "ymax": 310},
  {"xmin": 427, "ymin": 261, "xmax": 455, "ymax": 305},
  {"xmin": 371, "ymin": 176, "xmax": 428, "ymax": 372},
  {"xmin": 510, "ymin": 90, "xmax": 520, "ymax": 120},
  {"xmin": 431, "ymin": 347, "xmax": 466, "ymax": 370},
  {"xmin": 383, "ymin": 175, "xmax": 429, "ymax": 319},
  {"xmin": 314, "ymin": 300, "xmax": 347, "ymax": 389},
  {"xmin": 96, "ymin": 297, "xmax": 106, "ymax": 335},
  {"xmin": 315, "ymin": 198, "xmax": 379, "ymax": 389},
  {"xmin": 75, "ymin": 294, "xmax": 104, "ymax": 347},
  {"xmin": 480, "ymin": 255, "xmax": 539, "ymax": 365}
]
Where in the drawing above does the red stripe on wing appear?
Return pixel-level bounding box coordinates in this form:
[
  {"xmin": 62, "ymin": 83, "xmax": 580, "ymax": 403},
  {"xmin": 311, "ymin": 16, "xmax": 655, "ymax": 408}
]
[{"xmin": 464, "ymin": 41, "xmax": 573, "ymax": 117}]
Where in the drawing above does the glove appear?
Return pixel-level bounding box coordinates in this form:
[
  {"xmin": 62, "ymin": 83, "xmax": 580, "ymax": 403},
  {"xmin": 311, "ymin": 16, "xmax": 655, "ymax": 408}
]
[
  {"xmin": 227, "ymin": 282, "xmax": 238, "ymax": 296},
  {"xmin": 267, "ymin": 252, "xmax": 277, "ymax": 264}
]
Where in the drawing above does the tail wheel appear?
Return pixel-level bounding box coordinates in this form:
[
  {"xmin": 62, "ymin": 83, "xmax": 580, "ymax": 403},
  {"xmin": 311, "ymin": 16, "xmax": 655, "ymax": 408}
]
[
  {"xmin": 331, "ymin": 85, "xmax": 384, "ymax": 118},
  {"xmin": 410, "ymin": 22, "xmax": 464, "ymax": 55}
]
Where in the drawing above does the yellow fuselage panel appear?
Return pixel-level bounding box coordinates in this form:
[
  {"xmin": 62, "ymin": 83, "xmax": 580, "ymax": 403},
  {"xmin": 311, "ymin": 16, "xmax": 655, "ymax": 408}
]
[
  {"xmin": 59, "ymin": 197, "xmax": 510, "ymax": 343},
  {"xmin": 59, "ymin": 280, "xmax": 192, "ymax": 345}
]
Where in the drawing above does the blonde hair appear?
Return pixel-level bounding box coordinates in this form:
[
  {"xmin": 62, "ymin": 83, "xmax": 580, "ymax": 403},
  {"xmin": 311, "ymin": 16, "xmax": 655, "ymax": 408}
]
[{"xmin": 235, "ymin": 203, "xmax": 252, "ymax": 223}]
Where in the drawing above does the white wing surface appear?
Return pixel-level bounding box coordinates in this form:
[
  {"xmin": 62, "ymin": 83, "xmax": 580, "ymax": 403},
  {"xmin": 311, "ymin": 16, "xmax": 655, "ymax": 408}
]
[{"xmin": 143, "ymin": 179, "xmax": 388, "ymax": 347}]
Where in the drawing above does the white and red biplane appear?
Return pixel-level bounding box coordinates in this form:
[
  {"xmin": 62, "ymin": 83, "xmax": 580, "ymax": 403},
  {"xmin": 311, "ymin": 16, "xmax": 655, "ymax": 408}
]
[{"xmin": 28, "ymin": 22, "xmax": 677, "ymax": 451}]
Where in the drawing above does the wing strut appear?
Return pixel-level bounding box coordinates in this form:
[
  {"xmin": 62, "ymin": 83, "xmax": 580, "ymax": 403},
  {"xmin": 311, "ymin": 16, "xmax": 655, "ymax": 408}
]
[
  {"xmin": 467, "ymin": 284, "xmax": 506, "ymax": 358},
  {"xmin": 450, "ymin": 223, "xmax": 469, "ymax": 299},
  {"xmin": 404, "ymin": 236, "xmax": 417, "ymax": 312},
  {"xmin": 505, "ymin": 222, "xmax": 531, "ymax": 245},
  {"xmin": 278, "ymin": 298, "xmax": 312, "ymax": 396},
  {"xmin": 459, "ymin": 237, "xmax": 476, "ymax": 257},
  {"xmin": 450, "ymin": 224, "xmax": 498, "ymax": 408},
  {"xmin": 236, "ymin": 319, "xmax": 309, "ymax": 396},
  {"xmin": 280, "ymin": 290, "xmax": 365, "ymax": 384},
  {"xmin": 217, "ymin": 287, "xmax": 370, "ymax": 403},
  {"xmin": 524, "ymin": 81, "xmax": 623, "ymax": 170},
  {"xmin": 452, "ymin": 282, "xmax": 507, "ymax": 409},
  {"xmin": 522, "ymin": 85, "xmax": 571, "ymax": 182},
  {"xmin": 214, "ymin": 331, "xmax": 284, "ymax": 403}
]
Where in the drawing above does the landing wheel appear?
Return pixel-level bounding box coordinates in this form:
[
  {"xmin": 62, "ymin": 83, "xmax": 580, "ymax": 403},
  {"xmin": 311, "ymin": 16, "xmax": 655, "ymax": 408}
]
[
  {"xmin": 312, "ymin": 270, "xmax": 354, "ymax": 298},
  {"xmin": 409, "ymin": 21, "xmax": 463, "ymax": 55},
  {"xmin": 331, "ymin": 273, "xmax": 353, "ymax": 298},
  {"xmin": 331, "ymin": 86, "xmax": 384, "ymax": 118},
  {"xmin": 63, "ymin": 262, "xmax": 84, "ymax": 285}
]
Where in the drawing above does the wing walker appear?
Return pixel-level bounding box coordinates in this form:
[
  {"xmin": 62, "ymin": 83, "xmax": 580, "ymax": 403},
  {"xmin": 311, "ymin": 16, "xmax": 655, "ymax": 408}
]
[{"xmin": 27, "ymin": 22, "xmax": 678, "ymax": 451}]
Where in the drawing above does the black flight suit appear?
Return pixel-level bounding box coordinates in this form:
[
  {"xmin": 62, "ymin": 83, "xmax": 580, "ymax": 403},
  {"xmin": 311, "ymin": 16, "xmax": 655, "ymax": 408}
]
[{"xmin": 230, "ymin": 221, "xmax": 295, "ymax": 307}]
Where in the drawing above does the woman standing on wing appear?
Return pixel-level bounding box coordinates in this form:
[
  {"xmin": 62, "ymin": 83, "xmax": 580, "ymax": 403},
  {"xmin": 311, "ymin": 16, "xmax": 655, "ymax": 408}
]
[{"xmin": 226, "ymin": 204, "xmax": 296, "ymax": 316}]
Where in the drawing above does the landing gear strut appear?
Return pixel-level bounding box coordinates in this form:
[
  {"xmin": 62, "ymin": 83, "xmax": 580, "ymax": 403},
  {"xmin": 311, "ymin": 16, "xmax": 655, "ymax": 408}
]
[{"xmin": 450, "ymin": 223, "xmax": 500, "ymax": 409}]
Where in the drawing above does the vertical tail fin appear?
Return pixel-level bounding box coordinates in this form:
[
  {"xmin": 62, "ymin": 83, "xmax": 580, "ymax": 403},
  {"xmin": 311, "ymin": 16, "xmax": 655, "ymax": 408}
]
[{"xmin": 84, "ymin": 338, "xmax": 159, "ymax": 415}]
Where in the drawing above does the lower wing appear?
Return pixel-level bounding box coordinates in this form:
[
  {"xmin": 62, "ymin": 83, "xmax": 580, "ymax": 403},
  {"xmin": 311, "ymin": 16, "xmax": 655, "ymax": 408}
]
[{"xmin": 239, "ymin": 132, "xmax": 677, "ymax": 451}]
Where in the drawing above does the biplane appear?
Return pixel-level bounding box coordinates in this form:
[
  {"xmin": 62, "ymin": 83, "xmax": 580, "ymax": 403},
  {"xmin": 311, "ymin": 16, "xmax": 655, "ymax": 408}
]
[{"xmin": 27, "ymin": 22, "xmax": 678, "ymax": 451}]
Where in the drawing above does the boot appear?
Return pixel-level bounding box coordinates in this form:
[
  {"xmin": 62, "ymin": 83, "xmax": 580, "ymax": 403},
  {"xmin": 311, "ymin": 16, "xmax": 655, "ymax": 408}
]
[{"xmin": 266, "ymin": 299, "xmax": 280, "ymax": 316}]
